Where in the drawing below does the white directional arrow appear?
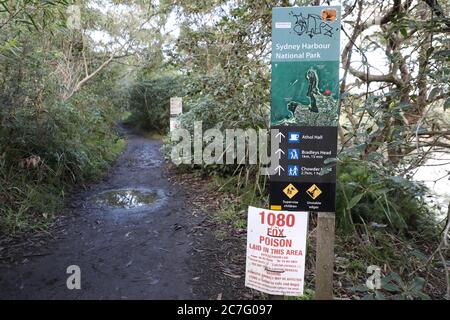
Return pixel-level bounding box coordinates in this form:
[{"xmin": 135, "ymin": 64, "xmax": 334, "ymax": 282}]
[
  {"xmin": 275, "ymin": 149, "xmax": 285, "ymax": 159},
  {"xmin": 274, "ymin": 165, "xmax": 285, "ymax": 176},
  {"xmin": 275, "ymin": 132, "xmax": 285, "ymax": 142}
]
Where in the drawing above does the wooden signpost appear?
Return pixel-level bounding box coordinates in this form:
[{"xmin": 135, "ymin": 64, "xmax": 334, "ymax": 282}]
[{"xmin": 315, "ymin": 212, "xmax": 335, "ymax": 299}]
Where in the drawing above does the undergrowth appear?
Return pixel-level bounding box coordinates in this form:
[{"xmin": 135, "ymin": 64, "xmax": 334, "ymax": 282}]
[
  {"xmin": 0, "ymin": 91, "xmax": 126, "ymax": 235},
  {"xmin": 173, "ymin": 162, "xmax": 446, "ymax": 300}
]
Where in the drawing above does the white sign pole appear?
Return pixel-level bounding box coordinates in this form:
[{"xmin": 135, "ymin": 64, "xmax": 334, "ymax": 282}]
[{"xmin": 170, "ymin": 97, "xmax": 183, "ymax": 132}]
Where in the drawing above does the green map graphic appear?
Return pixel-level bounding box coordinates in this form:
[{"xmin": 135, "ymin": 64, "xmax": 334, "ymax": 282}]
[{"xmin": 271, "ymin": 61, "xmax": 340, "ymax": 126}]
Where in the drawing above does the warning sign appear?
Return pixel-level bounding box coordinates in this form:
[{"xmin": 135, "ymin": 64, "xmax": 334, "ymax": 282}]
[
  {"xmin": 270, "ymin": 181, "xmax": 335, "ymax": 212},
  {"xmin": 245, "ymin": 206, "xmax": 309, "ymax": 296},
  {"xmin": 307, "ymin": 184, "xmax": 322, "ymax": 200},
  {"xmin": 283, "ymin": 183, "xmax": 298, "ymax": 199}
]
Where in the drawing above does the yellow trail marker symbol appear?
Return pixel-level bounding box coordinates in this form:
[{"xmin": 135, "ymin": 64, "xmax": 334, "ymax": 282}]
[
  {"xmin": 283, "ymin": 184, "xmax": 299, "ymax": 199},
  {"xmin": 306, "ymin": 184, "xmax": 322, "ymax": 200}
]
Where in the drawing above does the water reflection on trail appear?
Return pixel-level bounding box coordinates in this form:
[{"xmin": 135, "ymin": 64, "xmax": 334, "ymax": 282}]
[{"xmin": 92, "ymin": 189, "xmax": 159, "ymax": 209}]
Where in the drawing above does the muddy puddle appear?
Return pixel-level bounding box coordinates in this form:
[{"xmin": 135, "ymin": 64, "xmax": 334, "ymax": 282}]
[{"xmin": 90, "ymin": 188, "xmax": 166, "ymax": 212}]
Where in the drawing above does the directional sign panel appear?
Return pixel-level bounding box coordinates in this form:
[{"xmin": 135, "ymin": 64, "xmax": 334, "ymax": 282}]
[
  {"xmin": 269, "ymin": 6, "xmax": 341, "ymax": 213},
  {"xmin": 271, "ymin": 126, "xmax": 337, "ymax": 183}
]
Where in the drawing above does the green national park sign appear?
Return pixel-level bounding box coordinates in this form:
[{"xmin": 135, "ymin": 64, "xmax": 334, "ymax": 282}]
[
  {"xmin": 270, "ymin": 6, "xmax": 341, "ymax": 213},
  {"xmin": 271, "ymin": 6, "xmax": 341, "ymax": 126}
]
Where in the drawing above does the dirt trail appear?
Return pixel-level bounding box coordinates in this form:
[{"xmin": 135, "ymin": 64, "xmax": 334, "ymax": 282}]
[{"xmin": 0, "ymin": 128, "xmax": 204, "ymax": 299}]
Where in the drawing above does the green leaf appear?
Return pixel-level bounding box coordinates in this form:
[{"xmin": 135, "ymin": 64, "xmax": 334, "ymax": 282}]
[
  {"xmin": 26, "ymin": 13, "xmax": 40, "ymax": 31},
  {"xmin": 400, "ymin": 27, "xmax": 408, "ymax": 38},
  {"xmin": 350, "ymin": 285, "xmax": 369, "ymax": 293},
  {"xmin": 444, "ymin": 98, "xmax": 450, "ymax": 111},
  {"xmin": 410, "ymin": 277, "xmax": 425, "ymax": 292},
  {"xmin": 388, "ymin": 272, "xmax": 405, "ymax": 287},
  {"xmin": 319, "ymin": 167, "xmax": 333, "ymax": 176},
  {"xmin": 433, "ymin": 50, "xmax": 450, "ymax": 59},
  {"xmin": 410, "ymin": 249, "xmax": 427, "ymax": 262},
  {"xmin": 347, "ymin": 194, "xmax": 364, "ymax": 210},
  {"xmin": 375, "ymin": 291, "xmax": 386, "ymax": 300},
  {"xmin": 395, "ymin": 102, "xmax": 411, "ymax": 110},
  {"xmin": 362, "ymin": 293, "xmax": 375, "ymax": 300},
  {"xmin": 373, "ymin": 188, "xmax": 391, "ymax": 195},
  {"xmin": 381, "ymin": 282, "xmax": 400, "ymax": 292},
  {"xmin": 428, "ymin": 87, "xmax": 440, "ymax": 100}
]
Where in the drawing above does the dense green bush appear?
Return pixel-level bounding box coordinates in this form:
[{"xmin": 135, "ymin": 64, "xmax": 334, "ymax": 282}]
[
  {"xmin": 0, "ymin": 2, "xmax": 132, "ymax": 234},
  {"xmin": 0, "ymin": 92, "xmax": 125, "ymax": 233},
  {"xmin": 0, "ymin": 40, "xmax": 126, "ymax": 233},
  {"xmin": 335, "ymin": 158, "xmax": 438, "ymax": 235},
  {"xmin": 127, "ymin": 73, "xmax": 186, "ymax": 133}
]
